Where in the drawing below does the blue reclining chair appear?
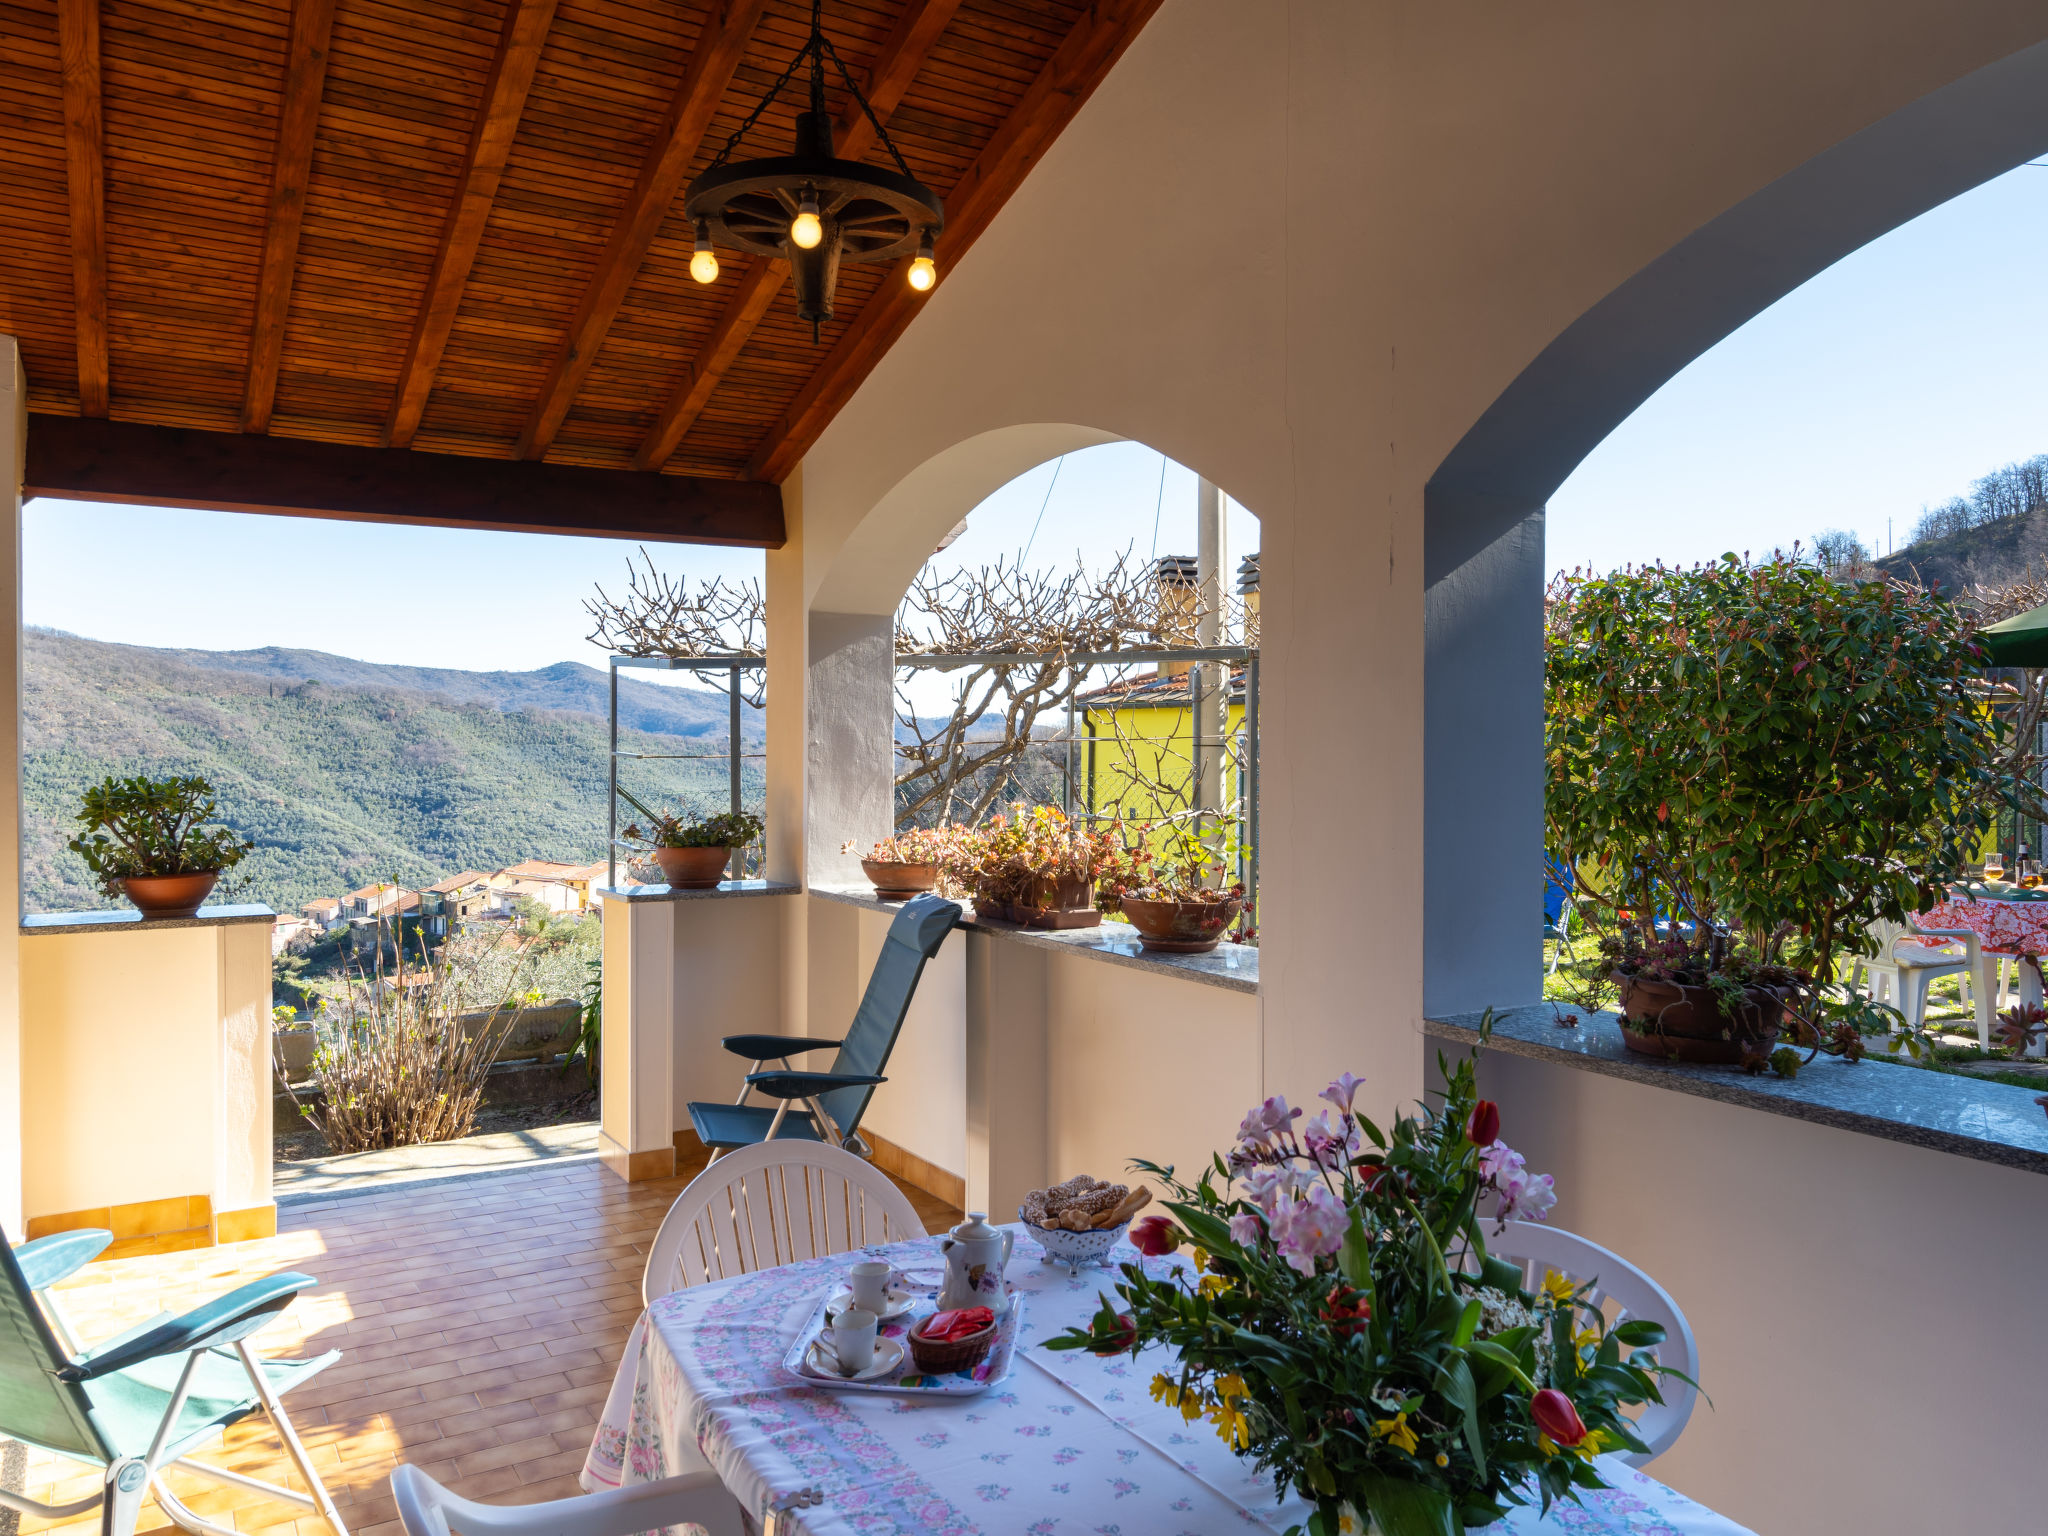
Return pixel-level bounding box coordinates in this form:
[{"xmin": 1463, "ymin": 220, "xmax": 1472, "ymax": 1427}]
[
  {"xmin": 0, "ymin": 1227, "xmax": 346, "ymax": 1536},
  {"xmin": 688, "ymin": 893, "xmax": 960, "ymax": 1158}
]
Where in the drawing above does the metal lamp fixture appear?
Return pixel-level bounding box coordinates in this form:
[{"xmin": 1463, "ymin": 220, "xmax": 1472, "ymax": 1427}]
[{"xmin": 684, "ymin": 0, "xmax": 945, "ymax": 339}]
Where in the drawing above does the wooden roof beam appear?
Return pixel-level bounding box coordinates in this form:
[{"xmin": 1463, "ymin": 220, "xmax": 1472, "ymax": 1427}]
[
  {"xmin": 515, "ymin": 0, "xmax": 771, "ymax": 462},
  {"xmin": 631, "ymin": 0, "xmax": 963, "ymax": 473},
  {"xmin": 242, "ymin": 0, "xmax": 339, "ymax": 435},
  {"xmin": 26, "ymin": 416, "xmax": 786, "ymax": 547},
  {"xmin": 745, "ymin": 0, "xmax": 1167, "ymax": 484},
  {"xmin": 386, "ymin": 0, "xmax": 562, "ymax": 448},
  {"xmin": 57, "ymin": 0, "xmax": 108, "ymax": 418}
]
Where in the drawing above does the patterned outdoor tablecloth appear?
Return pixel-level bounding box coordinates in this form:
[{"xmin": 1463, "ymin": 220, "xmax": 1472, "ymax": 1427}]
[
  {"xmin": 1922, "ymin": 893, "xmax": 2048, "ymax": 957},
  {"xmin": 581, "ymin": 1226, "xmax": 1750, "ymax": 1536}
]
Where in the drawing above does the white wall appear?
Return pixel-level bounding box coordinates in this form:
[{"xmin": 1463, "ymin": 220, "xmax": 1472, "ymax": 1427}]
[
  {"xmin": 849, "ymin": 903, "xmax": 967, "ymax": 1180},
  {"xmin": 1473, "ymin": 1048, "xmax": 2048, "ymax": 1533}
]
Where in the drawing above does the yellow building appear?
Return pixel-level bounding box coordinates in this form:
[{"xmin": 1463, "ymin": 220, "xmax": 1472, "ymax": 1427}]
[{"xmin": 1076, "ymin": 665, "xmax": 1250, "ymax": 868}]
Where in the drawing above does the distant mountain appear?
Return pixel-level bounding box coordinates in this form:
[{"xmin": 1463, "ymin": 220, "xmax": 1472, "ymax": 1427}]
[
  {"xmin": 22, "ymin": 630, "xmax": 764, "ymax": 916},
  {"xmin": 1873, "ymin": 507, "xmax": 2048, "ymax": 597}
]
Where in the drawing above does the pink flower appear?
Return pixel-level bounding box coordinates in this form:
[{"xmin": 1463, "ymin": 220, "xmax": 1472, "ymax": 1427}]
[
  {"xmin": 1269, "ymin": 1184, "xmax": 1348, "ymax": 1276},
  {"xmin": 1240, "ymin": 1162, "xmax": 1312, "ymax": 1214},
  {"xmin": 1477, "ymin": 1141, "xmax": 1523, "ymax": 1182},
  {"xmin": 1319, "ymin": 1072, "xmax": 1367, "ymax": 1115},
  {"xmin": 1301, "ymin": 1109, "xmax": 1359, "ymax": 1169},
  {"xmin": 1227, "ymin": 1211, "xmax": 1263, "ymax": 1246},
  {"xmin": 1495, "ymin": 1162, "xmax": 1556, "ymax": 1224},
  {"xmin": 1236, "ymin": 1095, "xmax": 1302, "ymax": 1145}
]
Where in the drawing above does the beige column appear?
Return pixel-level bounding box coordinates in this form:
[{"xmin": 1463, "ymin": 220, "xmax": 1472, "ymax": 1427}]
[
  {"xmin": 963, "ymin": 929, "xmax": 1048, "ymax": 1217},
  {"xmin": 597, "ymin": 893, "xmax": 676, "ymax": 1181},
  {"xmin": 0, "ymin": 341, "xmax": 23, "ymax": 1238}
]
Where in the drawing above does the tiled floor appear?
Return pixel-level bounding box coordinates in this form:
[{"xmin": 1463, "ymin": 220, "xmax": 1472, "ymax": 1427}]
[{"xmin": 17, "ymin": 1152, "xmax": 961, "ymax": 1536}]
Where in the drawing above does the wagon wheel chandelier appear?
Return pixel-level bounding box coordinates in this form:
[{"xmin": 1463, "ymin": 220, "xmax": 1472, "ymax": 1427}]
[{"xmin": 684, "ymin": 0, "xmax": 945, "ymax": 340}]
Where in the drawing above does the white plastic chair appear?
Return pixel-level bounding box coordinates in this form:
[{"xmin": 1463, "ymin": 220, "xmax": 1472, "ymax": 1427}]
[
  {"xmin": 643, "ymin": 1139, "xmax": 928, "ymax": 1304},
  {"xmin": 1486, "ymin": 1220, "xmax": 1699, "ymax": 1464},
  {"xmin": 1842, "ymin": 918, "xmax": 1988, "ymax": 1044},
  {"xmin": 392, "ymin": 1461, "xmax": 807, "ymax": 1536}
]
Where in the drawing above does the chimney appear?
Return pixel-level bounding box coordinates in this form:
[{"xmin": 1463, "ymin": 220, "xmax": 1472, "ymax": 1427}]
[
  {"xmin": 1153, "ymin": 554, "xmax": 1198, "ymax": 679},
  {"xmin": 1237, "ymin": 551, "xmax": 1260, "ymax": 648}
]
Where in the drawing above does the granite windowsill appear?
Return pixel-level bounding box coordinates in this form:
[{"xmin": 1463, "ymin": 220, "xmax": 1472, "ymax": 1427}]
[
  {"xmin": 595, "ymin": 880, "xmax": 800, "ymax": 903},
  {"xmin": 811, "ymin": 884, "xmax": 1258, "ymax": 994},
  {"xmin": 1426, "ymin": 1004, "xmax": 2048, "ymax": 1177},
  {"xmin": 22, "ymin": 903, "xmax": 277, "ymax": 935}
]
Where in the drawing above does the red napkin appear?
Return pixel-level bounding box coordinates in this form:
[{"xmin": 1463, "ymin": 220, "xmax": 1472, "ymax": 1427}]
[{"xmin": 921, "ymin": 1307, "xmax": 993, "ymax": 1342}]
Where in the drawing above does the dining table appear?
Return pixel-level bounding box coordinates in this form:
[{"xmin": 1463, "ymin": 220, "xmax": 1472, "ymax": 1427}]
[
  {"xmin": 580, "ymin": 1224, "xmax": 1755, "ymax": 1536},
  {"xmin": 1918, "ymin": 888, "xmax": 2048, "ymax": 1054}
]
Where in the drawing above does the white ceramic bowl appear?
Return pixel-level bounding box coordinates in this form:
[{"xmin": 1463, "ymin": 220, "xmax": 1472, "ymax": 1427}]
[{"xmin": 1019, "ymin": 1210, "xmax": 1127, "ymax": 1270}]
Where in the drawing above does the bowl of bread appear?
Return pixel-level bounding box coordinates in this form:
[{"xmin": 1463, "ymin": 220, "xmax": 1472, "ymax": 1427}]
[{"xmin": 1019, "ymin": 1175, "xmax": 1152, "ymax": 1272}]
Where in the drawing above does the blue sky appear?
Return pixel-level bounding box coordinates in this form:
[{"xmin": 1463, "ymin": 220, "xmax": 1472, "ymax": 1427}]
[{"xmin": 24, "ymin": 159, "xmax": 2048, "ymax": 672}]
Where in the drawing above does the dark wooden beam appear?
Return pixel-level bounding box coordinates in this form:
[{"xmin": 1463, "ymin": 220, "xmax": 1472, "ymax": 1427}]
[
  {"xmin": 747, "ymin": 0, "xmax": 1166, "ymax": 484},
  {"xmin": 385, "ymin": 0, "xmax": 561, "ymax": 448},
  {"xmin": 26, "ymin": 416, "xmax": 786, "ymax": 548},
  {"xmin": 242, "ymin": 0, "xmax": 340, "ymax": 435},
  {"xmin": 57, "ymin": 0, "xmax": 107, "ymax": 418},
  {"xmin": 631, "ymin": 0, "xmax": 962, "ymax": 472},
  {"xmin": 515, "ymin": 0, "xmax": 771, "ymax": 461}
]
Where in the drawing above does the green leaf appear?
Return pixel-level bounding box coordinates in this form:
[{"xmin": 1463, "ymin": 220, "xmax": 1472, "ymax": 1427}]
[
  {"xmin": 1339, "ymin": 1209, "xmax": 1373, "ymax": 1290},
  {"xmin": 1436, "ymin": 1353, "xmax": 1486, "ymax": 1480},
  {"xmin": 1612, "ymin": 1319, "xmax": 1666, "ymax": 1348},
  {"xmin": 1451, "ymin": 1298, "xmax": 1481, "ymax": 1348},
  {"xmin": 1356, "ymin": 1474, "xmax": 1457, "ymax": 1536},
  {"xmin": 1165, "ymin": 1201, "xmax": 1236, "ymax": 1255}
]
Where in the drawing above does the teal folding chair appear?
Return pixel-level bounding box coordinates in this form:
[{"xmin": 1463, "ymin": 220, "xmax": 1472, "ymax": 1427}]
[
  {"xmin": 0, "ymin": 1226, "xmax": 347, "ymax": 1536},
  {"xmin": 687, "ymin": 893, "xmax": 960, "ymax": 1158}
]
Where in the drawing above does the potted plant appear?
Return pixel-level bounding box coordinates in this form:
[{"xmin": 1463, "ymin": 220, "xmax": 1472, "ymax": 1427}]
[
  {"xmin": 620, "ymin": 793, "xmax": 764, "ymax": 890},
  {"xmin": 842, "ymin": 826, "xmax": 961, "ymax": 900},
  {"xmin": 941, "ymin": 805, "xmax": 1143, "ymax": 928},
  {"xmin": 1547, "ymin": 554, "xmax": 1998, "ymax": 1067},
  {"xmin": 1051, "ymin": 1025, "xmax": 1687, "ymax": 1535},
  {"xmin": 1101, "ymin": 828, "xmax": 1244, "ymax": 953},
  {"xmin": 67, "ymin": 773, "xmax": 254, "ymax": 919}
]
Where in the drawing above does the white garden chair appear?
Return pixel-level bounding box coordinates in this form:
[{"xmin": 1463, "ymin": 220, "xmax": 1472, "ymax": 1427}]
[
  {"xmin": 643, "ymin": 1139, "xmax": 927, "ymax": 1304},
  {"xmin": 1487, "ymin": 1220, "xmax": 1699, "ymax": 1464},
  {"xmin": 392, "ymin": 1463, "xmax": 825, "ymax": 1536},
  {"xmin": 1841, "ymin": 917, "xmax": 1990, "ymax": 1045}
]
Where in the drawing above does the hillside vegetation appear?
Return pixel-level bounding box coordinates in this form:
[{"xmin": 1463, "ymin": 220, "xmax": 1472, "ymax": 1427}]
[{"xmin": 24, "ymin": 630, "xmax": 763, "ymax": 915}]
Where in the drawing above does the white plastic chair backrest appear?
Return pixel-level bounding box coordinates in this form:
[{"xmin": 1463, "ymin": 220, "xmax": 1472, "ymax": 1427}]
[
  {"xmin": 643, "ymin": 1140, "xmax": 928, "ymax": 1305},
  {"xmin": 391, "ymin": 1461, "xmax": 739, "ymax": 1536},
  {"xmin": 1486, "ymin": 1220, "xmax": 1699, "ymax": 1464}
]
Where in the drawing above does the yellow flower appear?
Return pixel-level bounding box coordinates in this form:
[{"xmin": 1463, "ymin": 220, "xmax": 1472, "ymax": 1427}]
[
  {"xmin": 1149, "ymin": 1374, "xmax": 1180, "ymax": 1408},
  {"xmin": 1540, "ymin": 1269, "xmax": 1578, "ymax": 1306},
  {"xmin": 1180, "ymin": 1395, "xmax": 1204, "ymax": 1423},
  {"xmin": 1573, "ymin": 1324, "xmax": 1601, "ymax": 1350},
  {"xmin": 1199, "ymin": 1273, "xmax": 1233, "ymax": 1300},
  {"xmin": 1371, "ymin": 1411, "xmax": 1419, "ymax": 1455},
  {"xmin": 1192, "ymin": 1247, "xmax": 1212, "ymax": 1274},
  {"xmin": 1207, "ymin": 1396, "xmax": 1252, "ymax": 1450},
  {"xmin": 1434, "ymin": 1453, "xmax": 1449, "ymax": 1468},
  {"xmin": 1215, "ymin": 1373, "xmax": 1249, "ymax": 1402}
]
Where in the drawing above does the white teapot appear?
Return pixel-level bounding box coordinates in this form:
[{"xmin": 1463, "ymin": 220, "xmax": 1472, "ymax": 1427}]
[{"xmin": 937, "ymin": 1211, "xmax": 1015, "ymax": 1314}]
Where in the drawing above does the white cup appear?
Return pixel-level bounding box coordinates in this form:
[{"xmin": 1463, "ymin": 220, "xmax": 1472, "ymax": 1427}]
[
  {"xmin": 831, "ymin": 1307, "xmax": 877, "ymax": 1374},
  {"xmin": 849, "ymin": 1260, "xmax": 893, "ymax": 1313}
]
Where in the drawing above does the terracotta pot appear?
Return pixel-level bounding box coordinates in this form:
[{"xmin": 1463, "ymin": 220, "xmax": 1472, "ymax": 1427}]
[
  {"xmin": 1119, "ymin": 894, "xmax": 1243, "ymax": 954},
  {"xmin": 654, "ymin": 845, "xmax": 731, "ymax": 890},
  {"xmin": 1614, "ymin": 974, "xmax": 1785, "ymax": 1064},
  {"xmin": 862, "ymin": 859, "xmax": 938, "ymax": 901},
  {"xmin": 120, "ymin": 870, "xmax": 219, "ymax": 920},
  {"xmin": 971, "ymin": 877, "xmax": 1103, "ymax": 930}
]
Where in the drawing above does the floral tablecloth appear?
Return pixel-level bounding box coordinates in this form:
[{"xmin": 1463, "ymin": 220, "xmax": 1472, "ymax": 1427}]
[
  {"xmin": 1921, "ymin": 893, "xmax": 2048, "ymax": 958},
  {"xmin": 581, "ymin": 1227, "xmax": 1752, "ymax": 1536}
]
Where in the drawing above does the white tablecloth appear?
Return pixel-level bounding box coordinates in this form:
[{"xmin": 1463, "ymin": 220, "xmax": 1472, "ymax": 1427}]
[{"xmin": 581, "ymin": 1226, "xmax": 1752, "ymax": 1536}]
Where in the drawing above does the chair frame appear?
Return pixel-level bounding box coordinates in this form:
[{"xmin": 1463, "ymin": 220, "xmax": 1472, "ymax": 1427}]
[
  {"xmin": 0, "ymin": 1229, "xmax": 347, "ymax": 1536},
  {"xmin": 1483, "ymin": 1220, "xmax": 1700, "ymax": 1464},
  {"xmin": 1844, "ymin": 917, "xmax": 1991, "ymax": 1046},
  {"xmin": 642, "ymin": 1140, "xmax": 927, "ymax": 1305},
  {"xmin": 391, "ymin": 1463, "xmax": 822, "ymax": 1536}
]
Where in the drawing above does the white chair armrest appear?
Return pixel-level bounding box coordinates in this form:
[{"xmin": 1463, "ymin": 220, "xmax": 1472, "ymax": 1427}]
[
  {"xmin": 1906, "ymin": 923, "xmax": 1979, "ymax": 962},
  {"xmin": 392, "ymin": 1465, "xmax": 743, "ymax": 1536}
]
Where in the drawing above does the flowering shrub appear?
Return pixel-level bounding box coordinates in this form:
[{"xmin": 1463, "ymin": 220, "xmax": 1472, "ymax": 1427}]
[
  {"xmin": 1048, "ymin": 1025, "xmax": 1683, "ymax": 1536},
  {"xmin": 940, "ymin": 805, "xmax": 1146, "ymax": 908},
  {"xmin": 842, "ymin": 826, "xmax": 965, "ymax": 865}
]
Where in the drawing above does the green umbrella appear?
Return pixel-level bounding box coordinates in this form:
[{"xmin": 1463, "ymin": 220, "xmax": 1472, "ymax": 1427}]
[{"xmin": 1976, "ymin": 602, "xmax": 2048, "ymax": 667}]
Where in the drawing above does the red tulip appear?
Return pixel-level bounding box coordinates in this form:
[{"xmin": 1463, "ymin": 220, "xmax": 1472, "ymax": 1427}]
[
  {"xmin": 1467, "ymin": 1099, "xmax": 1501, "ymax": 1148},
  {"xmin": 1531, "ymin": 1388, "xmax": 1587, "ymax": 1447},
  {"xmin": 1130, "ymin": 1214, "xmax": 1178, "ymax": 1257},
  {"xmin": 1089, "ymin": 1312, "xmax": 1137, "ymax": 1356}
]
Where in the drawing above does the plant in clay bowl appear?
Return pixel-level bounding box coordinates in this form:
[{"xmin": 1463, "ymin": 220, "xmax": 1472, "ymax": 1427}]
[
  {"xmin": 843, "ymin": 826, "xmax": 963, "ymax": 900},
  {"xmin": 620, "ymin": 786, "xmax": 765, "ymax": 890},
  {"xmin": 1100, "ymin": 826, "xmax": 1245, "ymax": 953},
  {"xmin": 68, "ymin": 773, "xmax": 254, "ymax": 919},
  {"xmin": 939, "ymin": 805, "xmax": 1145, "ymax": 928}
]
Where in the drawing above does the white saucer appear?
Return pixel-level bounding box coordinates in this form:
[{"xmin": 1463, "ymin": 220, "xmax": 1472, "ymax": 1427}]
[
  {"xmin": 805, "ymin": 1335, "xmax": 905, "ymax": 1382},
  {"xmin": 825, "ymin": 1286, "xmax": 916, "ymax": 1323}
]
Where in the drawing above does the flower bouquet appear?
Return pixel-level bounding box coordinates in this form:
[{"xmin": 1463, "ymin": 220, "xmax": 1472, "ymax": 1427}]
[{"xmin": 1048, "ymin": 1026, "xmax": 1688, "ymax": 1535}]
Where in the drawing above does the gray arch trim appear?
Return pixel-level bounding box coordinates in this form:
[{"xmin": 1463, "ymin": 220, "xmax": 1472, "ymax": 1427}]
[{"xmin": 1422, "ymin": 37, "xmax": 2048, "ymax": 1016}]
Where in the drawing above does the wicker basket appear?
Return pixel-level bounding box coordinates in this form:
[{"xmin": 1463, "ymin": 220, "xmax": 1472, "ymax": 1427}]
[{"xmin": 907, "ymin": 1313, "xmax": 998, "ymax": 1375}]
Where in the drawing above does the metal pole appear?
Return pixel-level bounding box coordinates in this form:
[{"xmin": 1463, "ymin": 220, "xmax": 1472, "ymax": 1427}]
[
  {"xmin": 1064, "ymin": 678, "xmax": 1076, "ymax": 818},
  {"xmin": 729, "ymin": 664, "xmax": 742, "ymax": 816},
  {"xmin": 1245, "ymin": 655, "xmax": 1259, "ymax": 931},
  {"xmin": 607, "ymin": 660, "xmax": 619, "ymax": 890}
]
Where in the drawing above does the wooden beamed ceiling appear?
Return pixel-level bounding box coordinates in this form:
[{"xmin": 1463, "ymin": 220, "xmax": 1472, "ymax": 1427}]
[{"xmin": 1, "ymin": 0, "xmax": 1163, "ymax": 538}]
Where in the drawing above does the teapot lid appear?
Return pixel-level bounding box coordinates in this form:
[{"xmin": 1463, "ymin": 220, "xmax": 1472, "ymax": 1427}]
[{"xmin": 950, "ymin": 1210, "xmax": 999, "ymax": 1239}]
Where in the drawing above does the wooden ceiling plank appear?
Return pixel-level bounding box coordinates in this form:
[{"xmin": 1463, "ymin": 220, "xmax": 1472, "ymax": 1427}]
[
  {"xmin": 26, "ymin": 415, "xmax": 786, "ymax": 547},
  {"xmin": 58, "ymin": 0, "xmax": 108, "ymax": 417},
  {"xmin": 241, "ymin": 0, "xmax": 340, "ymax": 434},
  {"xmin": 746, "ymin": 0, "xmax": 1164, "ymax": 483},
  {"xmin": 630, "ymin": 0, "xmax": 964, "ymax": 472},
  {"xmin": 514, "ymin": 0, "xmax": 772, "ymax": 461},
  {"xmin": 384, "ymin": 0, "xmax": 561, "ymax": 447}
]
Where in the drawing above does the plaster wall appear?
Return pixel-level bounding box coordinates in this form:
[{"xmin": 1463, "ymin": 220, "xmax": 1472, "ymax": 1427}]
[
  {"xmin": 0, "ymin": 341, "xmax": 21, "ymax": 1236},
  {"xmin": 1472, "ymin": 1049, "xmax": 2048, "ymax": 1533},
  {"xmin": 18, "ymin": 923, "xmax": 272, "ymax": 1223},
  {"xmin": 848, "ymin": 903, "xmax": 967, "ymax": 1182}
]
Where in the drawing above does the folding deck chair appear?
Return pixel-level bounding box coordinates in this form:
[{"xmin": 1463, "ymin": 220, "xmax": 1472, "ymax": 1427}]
[
  {"xmin": 687, "ymin": 893, "xmax": 960, "ymax": 1159},
  {"xmin": 0, "ymin": 1226, "xmax": 346, "ymax": 1536}
]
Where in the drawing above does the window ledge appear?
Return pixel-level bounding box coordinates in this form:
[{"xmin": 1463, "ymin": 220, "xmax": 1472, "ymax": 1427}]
[
  {"xmin": 1426, "ymin": 1004, "xmax": 2048, "ymax": 1177},
  {"xmin": 810, "ymin": 885, "xmax": 1259, "ymax": 995},
  {"xmin": 595, "ymin": 880, "xmax": 800, "ymax": 903},
  {"xmin": 22, "ymin": 903, "xmax": 277, "ymax": 936}
]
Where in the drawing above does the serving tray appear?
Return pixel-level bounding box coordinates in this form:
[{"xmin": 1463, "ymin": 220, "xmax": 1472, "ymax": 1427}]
[{"xmin": 779, "ymin": 1289, "xmax": 1023, "ymax": 1395}]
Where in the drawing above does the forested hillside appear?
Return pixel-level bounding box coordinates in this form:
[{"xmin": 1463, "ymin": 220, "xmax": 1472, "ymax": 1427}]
[{"xmin": 23, "ymin": 630, "xmax": 764, "ymax": 914}]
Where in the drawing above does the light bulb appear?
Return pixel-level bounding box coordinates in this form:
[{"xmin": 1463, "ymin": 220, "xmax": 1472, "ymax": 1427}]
[
  {"xmin": 908, "ymin": 230, "xmax": 936, "ymax": 292},
  {"xmin": 790, "ymin": 191, "xmax": 823, "ymax": 250},
  {"xmin": 689, "ymin": 223, "xmax": 719, "ymax": 284}
]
